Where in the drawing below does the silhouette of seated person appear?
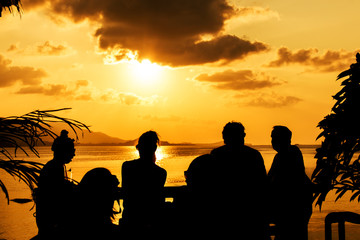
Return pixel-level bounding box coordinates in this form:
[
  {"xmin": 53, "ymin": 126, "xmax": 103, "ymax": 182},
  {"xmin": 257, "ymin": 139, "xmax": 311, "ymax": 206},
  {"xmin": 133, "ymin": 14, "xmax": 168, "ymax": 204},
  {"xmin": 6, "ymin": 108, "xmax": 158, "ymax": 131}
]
[
  {"xmin": 35, "ymin": 130, "xmax": 76, "ymax": 240},
  {"xmin": 182, "ymin": 154, "xmax": 217, "ymax": 238},
  {"xmin": 121, "ymin": 131, "xmax": 167, "ymax": 237},
  {"xmin": 70, "ymin": 168, "xmax": 120, "ymax": 240},
  {"xmin": 210, "ymin": 121, "xmax": 268, "ymax": 239},
  {"xmin": 268, "ymin": 126, "xmax": 313, "ymax": 240}
]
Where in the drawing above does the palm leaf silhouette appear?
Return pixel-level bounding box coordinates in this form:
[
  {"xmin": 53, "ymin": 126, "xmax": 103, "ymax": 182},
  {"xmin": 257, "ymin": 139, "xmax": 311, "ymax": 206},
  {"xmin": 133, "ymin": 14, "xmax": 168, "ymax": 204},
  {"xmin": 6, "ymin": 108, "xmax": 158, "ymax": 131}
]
[
  {"xmin": 312, "ymin": 53, "xmax": 360, "ymax": 208},
  {"xmin": 0, "ymin": 0, "xmax": 22, "ymax": 17},
  {"xmin": 0, "ymin": 108, "xmax": 90, "ymax": 204}
]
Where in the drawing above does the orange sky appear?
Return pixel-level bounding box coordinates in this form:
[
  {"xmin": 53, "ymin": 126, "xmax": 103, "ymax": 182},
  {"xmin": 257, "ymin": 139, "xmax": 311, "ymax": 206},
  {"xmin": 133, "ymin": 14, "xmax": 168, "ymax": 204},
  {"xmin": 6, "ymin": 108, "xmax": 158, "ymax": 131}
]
[{"xmin": 0, "ymin": 0, "xmax": 359, "ymax": 144}]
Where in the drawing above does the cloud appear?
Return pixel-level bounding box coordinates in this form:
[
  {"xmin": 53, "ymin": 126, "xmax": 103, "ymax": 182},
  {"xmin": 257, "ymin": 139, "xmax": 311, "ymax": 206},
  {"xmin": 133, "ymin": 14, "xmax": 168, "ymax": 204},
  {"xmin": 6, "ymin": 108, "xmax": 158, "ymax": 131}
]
[
  {"xmin": 246, "ymin": 95, "xmax": 302, "ymax": 108},
  {"xmin": 16, "ymin": 79, "xmax": 91, "ymax": 97},
  {"xmin": 36, "ymin": 41, "xmax": 69, "ymax": 56},
  {"xmin": 116, "ymin": 92, "xmax": 160, "ymax": 105},
  {"xmin": 234, "ymin": 92, "xmax": 302, "ymax": 108},
  {"xmin": 229, "ymin": 6, "xmax": 280, "ymax": 24},
  {"xmin": 75, "ymin": 80, "xmax": 89, "ymax": 88},
  {"xmin": 268, "ymin": 47, "xmax": 359, "ymax": 72},
  {"xmin": 139, "ymin": 114, "xmax": 183, "ymax": 122},
  {"xmin": 7, "ymin": 44, "xmax": 19, "ymax": 52},
  {"xmin": 195, "ymin": 69, "xmax": 281, "ymax": 90},
  {"xmin": 0, "ymin": 54, "xmax": 47, "ymax": 87},
  {"xmin": 16, "ymin": 78, "xmax": 160, "ymax": 105},
  {"xmin": 7, "ymin": 41, "xmax": 73, "ymax": 56},
  {"xmin": 237, "ymin": 6, "xmax": 280, "ymax": 18},
  {"xmin": 97, "ymin": 89, "xmax": 162, "ymax": 105},
  {"xmin": 16, "ymin": 84, "xmax": 69, "ymax": 96},
  {"xmin": 23, "ymin": 0, "xmax": 268, "ymax": 66}
]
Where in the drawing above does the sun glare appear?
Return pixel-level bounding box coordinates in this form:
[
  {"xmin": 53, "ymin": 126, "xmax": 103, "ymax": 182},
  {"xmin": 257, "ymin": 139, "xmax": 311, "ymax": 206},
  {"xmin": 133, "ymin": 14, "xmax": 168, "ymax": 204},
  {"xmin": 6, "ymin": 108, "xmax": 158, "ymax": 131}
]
[
  {"xmin": 155, "ymin": 147, "xmax": 167, "ymax": 166},
  {"xmin": 131, "ymin": 59, "xmax": 162, "ymax": 85}
]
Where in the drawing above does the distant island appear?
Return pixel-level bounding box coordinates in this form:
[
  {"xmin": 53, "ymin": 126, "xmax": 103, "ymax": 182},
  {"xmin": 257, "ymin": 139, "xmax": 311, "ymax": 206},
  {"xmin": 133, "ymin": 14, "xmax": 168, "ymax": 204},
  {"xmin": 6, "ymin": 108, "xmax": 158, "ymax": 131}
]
[
  {"xmin": 37, "ymin": 128, "xmax": 319, "ymax": 147},
  {"xmin": 71, "ymin": 131, "xmax": 196, "ymax": 146}
]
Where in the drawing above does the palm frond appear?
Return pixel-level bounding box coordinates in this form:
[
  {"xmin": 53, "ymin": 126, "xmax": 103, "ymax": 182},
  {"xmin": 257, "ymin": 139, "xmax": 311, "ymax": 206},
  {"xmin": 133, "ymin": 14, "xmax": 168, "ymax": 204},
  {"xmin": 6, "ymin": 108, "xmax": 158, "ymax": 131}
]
[
  {"xmin": 0, "ymin": 108, "xmax": 90, "ymax": 203},
  {"xmin": 0, "ymin": 0, "xmax": 22, "ymax": 17}
]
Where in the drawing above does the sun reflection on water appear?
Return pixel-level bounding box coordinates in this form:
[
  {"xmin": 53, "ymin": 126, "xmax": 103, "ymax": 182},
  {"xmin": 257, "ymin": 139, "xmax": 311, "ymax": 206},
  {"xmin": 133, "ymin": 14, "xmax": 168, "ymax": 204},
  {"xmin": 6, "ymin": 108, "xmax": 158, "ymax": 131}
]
[
  {"xmin": 128, "ymin": 146, "xmax": 168, "ymax": 167},
  {"xmin": 155, "ymin": 147, "xmax": 167, "ymax": 166}
]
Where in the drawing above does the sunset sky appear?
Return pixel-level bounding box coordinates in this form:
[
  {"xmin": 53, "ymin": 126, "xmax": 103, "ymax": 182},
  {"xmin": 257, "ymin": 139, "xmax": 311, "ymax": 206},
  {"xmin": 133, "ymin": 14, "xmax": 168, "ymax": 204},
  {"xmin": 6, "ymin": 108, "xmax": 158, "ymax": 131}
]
[{"xmin": 0, "ymin": 0, "xmax": 359, "ymax": 144}]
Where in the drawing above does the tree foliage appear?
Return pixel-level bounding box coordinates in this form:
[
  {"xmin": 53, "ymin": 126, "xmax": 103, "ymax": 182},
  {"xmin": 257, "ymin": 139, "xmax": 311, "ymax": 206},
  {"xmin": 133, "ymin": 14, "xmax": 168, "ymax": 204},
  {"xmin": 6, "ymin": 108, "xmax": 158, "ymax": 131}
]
[
  {"xmin": 0, "ymin": 0, "xmax": 22, "ymax": 17},
  {"xmin": 0, "ymin": 108, "xmax": 90, "ymax": 203},
  {"xmin": 312, "ymin": 53, "xmax": 360, "ymax": 208}
]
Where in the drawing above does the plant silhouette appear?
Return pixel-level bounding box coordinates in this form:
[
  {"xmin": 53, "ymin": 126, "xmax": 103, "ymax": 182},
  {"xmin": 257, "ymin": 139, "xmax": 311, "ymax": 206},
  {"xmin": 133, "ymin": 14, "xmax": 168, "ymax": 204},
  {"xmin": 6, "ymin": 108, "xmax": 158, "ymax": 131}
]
[
  {"xmin": 0, "ymin": 0, "xmax": 22, "ymax": 17},
  {"xmin": 0, "ymin": 108, "xmax": 89, "ymax": 204},
  {"xmin": 312, "ymin": 53, "xmax": 360, "ymax": 207}
]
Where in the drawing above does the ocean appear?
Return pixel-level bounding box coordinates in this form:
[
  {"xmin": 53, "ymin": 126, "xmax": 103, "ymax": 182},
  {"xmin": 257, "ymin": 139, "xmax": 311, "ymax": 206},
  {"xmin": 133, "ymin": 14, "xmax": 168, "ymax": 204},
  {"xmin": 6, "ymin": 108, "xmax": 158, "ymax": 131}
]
[{"xmin": 1, "ymin": 145, "xmax": 360, "ymax": 240}]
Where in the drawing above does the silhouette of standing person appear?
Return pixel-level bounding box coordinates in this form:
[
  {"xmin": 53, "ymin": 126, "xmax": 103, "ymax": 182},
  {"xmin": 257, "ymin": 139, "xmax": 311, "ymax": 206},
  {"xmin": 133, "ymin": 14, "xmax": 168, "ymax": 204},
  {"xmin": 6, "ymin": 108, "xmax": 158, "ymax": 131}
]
[
  {"xmin": 35, "ymin": 130, "xmax": 76, "ymax": 240},
  {"xmin": 121, "ymin": 131, "xmax": 167, "ymax": 238},
  {"xmin": 211, "ymin": 121, "xmax": 268, "ymax": 239},
  {"xmin": 268, "ymin": 126, "xmax": 312, "ymax": 240},
  {"xmin": 70, "ymin": 168, "xmax": 120, "ymax": 240}
]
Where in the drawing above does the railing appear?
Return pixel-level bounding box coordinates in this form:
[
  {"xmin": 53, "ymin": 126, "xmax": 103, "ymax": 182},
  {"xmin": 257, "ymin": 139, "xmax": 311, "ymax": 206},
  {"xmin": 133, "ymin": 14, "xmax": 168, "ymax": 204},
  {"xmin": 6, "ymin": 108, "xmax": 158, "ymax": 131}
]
[
  {"xmin": 116, "ymin": 187, "xmax": 360, "ymax": 240},
  {"xmin": 325, "ymin": 212, "xmax": 360, "ymax": 240},
  {"xmin": 116, "ymin": 186, "xmax": 278, "ymax": 236},
  {"xmin": 116, "ymin": 186, "xmax": 187, "ymax": 200}
]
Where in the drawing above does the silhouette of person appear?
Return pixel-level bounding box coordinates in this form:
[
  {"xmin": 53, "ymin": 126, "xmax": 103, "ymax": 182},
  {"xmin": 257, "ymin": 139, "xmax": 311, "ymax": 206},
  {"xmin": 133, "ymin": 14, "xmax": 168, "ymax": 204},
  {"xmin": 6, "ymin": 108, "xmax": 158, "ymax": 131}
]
[
  {"xmin": 121, "ymin": 131, "xmax": 167, "ymax": 238},
  {"xmin": 268, "ymin": 126, "xmax": 313, "ymax": 240},
  {"xmin": 70, "ymin": 168, "xmax": 120, "ymax": 240},
  {"xmin": 182, "ymin": 154, "xmax": 217, "ymax": 239},
  {"xmin": 210, "ymin": 121, "xmax": 268, "ymax": 239},
  {"xmin": 35, "ymin": 130, "xmax": 76, "ymax": 240}
]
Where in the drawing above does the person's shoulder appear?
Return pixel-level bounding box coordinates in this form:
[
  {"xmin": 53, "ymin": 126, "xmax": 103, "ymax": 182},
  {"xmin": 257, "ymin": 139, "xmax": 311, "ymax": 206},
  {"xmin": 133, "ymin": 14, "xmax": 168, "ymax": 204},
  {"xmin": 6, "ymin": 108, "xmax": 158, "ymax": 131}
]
[
  {"xmin": 122, "ymin": 159, "xmax": 140, "ymax": 169},
  {"xmin": 154, "ymin": 163, "xmax": 167, "ymax": 174},
  {"xmin": 211, "ymin": 145, "xmax": 226, "ymax": 155},
  {"xmin": 42, "ymin": 159, "xmax": 60, "ymax": 172},
  {"xmin": 44, "ymin": 159, "xmax": 56, "ymax": 167},
  {"xmin": 290, "ymin": 145, "xmax": 303, "ymax": 158},
  {"xmin": 290, "ymin": 144, "xmax": 301, "ymax": 152},
  {"xmin": 243, "ymin": 145, "xmax": 261, "ymax": 154}
]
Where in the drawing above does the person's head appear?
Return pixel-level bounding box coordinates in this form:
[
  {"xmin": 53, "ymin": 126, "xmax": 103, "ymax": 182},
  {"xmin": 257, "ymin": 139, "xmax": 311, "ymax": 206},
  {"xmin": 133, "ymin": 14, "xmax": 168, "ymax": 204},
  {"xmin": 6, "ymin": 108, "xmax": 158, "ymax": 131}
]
[
  {"xmin": 136, "ymin": 131, "xmax": 160, "ymax": 161},
  {"xmin": 78, "ymin": 168, "xmax": 120, "ymax": 222},
  {"xmin": 51, "ymin": 130, "xmax": 75, "ymax": 164},
  {"xmin": 185, "ymin": 154, "xmax": 215, "ymax": 190},
  {"xmin": 222, "ymin": 121, "xmax": 246, "ymax": 146},
  {"xmin": 271, "ymin": 125, "xmax": 292, "ymax": 152}
]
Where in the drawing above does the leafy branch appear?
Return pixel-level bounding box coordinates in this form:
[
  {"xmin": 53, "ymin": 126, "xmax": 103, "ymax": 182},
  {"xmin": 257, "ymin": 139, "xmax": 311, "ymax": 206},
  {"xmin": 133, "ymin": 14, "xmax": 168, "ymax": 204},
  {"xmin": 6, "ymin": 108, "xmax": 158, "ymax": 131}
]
[{"xmin": 312, "ymin": 53, "xmax": 360, "ymax": 208}]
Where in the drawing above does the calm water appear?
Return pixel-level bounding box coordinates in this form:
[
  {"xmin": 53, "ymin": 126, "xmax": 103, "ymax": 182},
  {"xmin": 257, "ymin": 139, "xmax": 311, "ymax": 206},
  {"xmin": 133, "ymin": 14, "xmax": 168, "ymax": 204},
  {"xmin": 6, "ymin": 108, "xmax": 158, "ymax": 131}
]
[{"xmin": 1, "ymin": 145, "xmax": 360, "ymax": 240}]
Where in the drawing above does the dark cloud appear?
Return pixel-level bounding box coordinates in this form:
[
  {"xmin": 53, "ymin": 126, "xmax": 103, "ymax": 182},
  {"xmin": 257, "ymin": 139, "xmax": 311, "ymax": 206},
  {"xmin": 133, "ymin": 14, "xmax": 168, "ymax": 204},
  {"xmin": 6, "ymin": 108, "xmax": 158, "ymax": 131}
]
[
  {"xmin": 23, "ymin": 0, "xmax": 268, "ymax": 66},
  {"xmin": 195, "ymin": 69, "xmax": 281, "ymax": 90},
  {"xmin": 268, "ymin": 47, "xmax": 358, "ymax": 72},
  {"xmin": 0, "ymin": 54, "xmax": 47, "ymax": 87}
]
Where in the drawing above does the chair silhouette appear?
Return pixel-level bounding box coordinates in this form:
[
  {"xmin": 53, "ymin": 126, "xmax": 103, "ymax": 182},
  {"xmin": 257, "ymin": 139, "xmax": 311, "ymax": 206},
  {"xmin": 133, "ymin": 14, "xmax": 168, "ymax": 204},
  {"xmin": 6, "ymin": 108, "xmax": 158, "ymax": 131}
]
[{"xmin": 325, "ymin": 212, "xmax": 360, "ymax": 240}]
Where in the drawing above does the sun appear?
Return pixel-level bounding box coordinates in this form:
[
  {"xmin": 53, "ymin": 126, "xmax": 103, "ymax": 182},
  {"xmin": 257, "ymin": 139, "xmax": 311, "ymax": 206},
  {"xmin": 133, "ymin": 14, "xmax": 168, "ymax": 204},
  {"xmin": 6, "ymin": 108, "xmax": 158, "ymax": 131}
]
[{"xmin": 130, "ymin": 59, "xmax": 163, "ymax": 85}]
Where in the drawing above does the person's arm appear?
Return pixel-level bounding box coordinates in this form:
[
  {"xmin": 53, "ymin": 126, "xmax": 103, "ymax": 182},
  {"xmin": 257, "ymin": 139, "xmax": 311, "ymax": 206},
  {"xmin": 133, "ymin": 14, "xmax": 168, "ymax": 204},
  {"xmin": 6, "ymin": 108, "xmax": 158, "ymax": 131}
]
[
  {"xmin": 268, "ymin": 154, "xmax": 279, "ymax": 181},
  {"xmin": 291, "ymin": 146, "xmax": 306, "ymax": 184}
]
